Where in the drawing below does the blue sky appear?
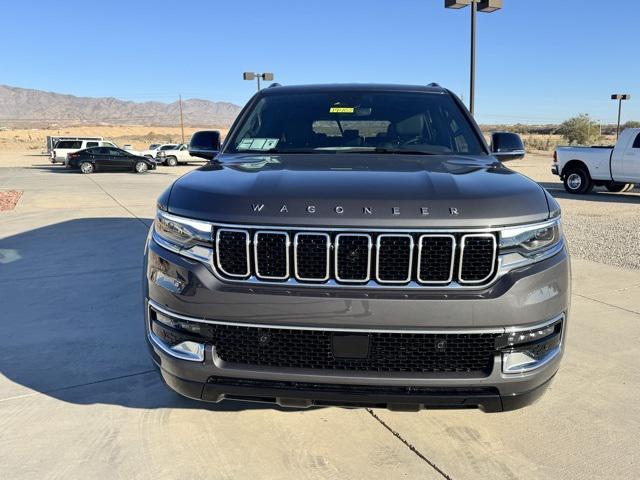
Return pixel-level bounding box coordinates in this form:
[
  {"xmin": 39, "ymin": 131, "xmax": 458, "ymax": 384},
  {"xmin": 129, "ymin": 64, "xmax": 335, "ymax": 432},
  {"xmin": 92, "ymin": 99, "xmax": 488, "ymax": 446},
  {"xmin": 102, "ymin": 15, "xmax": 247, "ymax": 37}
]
[{"xmin": 1, "ymin": 0, "xmax": 638, "ymax": 124}]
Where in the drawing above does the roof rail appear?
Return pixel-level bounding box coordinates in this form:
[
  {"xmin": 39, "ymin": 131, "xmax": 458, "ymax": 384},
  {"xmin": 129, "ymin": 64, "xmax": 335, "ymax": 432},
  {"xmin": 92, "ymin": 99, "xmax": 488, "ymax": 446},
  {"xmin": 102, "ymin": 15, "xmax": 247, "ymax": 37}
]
[{"xmin": 268, "ymin": 83, "xmax": 282, "ymax": 88}]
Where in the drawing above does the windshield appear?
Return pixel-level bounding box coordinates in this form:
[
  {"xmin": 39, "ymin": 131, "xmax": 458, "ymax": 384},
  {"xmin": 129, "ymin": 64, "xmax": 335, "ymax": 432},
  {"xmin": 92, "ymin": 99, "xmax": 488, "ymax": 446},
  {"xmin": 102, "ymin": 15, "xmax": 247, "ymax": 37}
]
[{"xmin": 226, "ymin": 91, "xmax": 485, "ymax": 155}]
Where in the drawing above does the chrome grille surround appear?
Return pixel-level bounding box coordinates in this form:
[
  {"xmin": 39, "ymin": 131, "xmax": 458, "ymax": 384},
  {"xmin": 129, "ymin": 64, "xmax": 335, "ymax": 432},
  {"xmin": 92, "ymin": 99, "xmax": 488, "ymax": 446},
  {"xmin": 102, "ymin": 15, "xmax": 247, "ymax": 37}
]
[
  {"xmin": 208, "ymin": 223, "xmax": 502, "ymax": 288},
  {"xmin": 459, "ymin": 233, "xmax": 497, "ymax": 284},
  {"xmin": 334, "ymin": 233, "xmax": 373, "ymax": 283},
  {"xmin": 417, "ymin": 234, "xmax": 456, "ymax": 284},
  {"xmin": 375, "ymin": 234, "xmax": 414, "ymax": 284},
  {"xmin": 253, "ymin": 230, "xmax": 290, "ymax": 280},
  {"xmin": 215, "ymin": 228, "xmax": 250, "ymax": 278},
  {"xmin": 293, "ymin": 232, "xmax": 331, "ymax": 282}
]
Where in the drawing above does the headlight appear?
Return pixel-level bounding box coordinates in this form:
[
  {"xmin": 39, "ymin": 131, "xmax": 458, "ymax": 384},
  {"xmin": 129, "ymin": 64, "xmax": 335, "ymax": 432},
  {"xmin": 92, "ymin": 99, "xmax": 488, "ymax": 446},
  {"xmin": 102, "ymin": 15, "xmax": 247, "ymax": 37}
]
[
  {"xmin": 499, "ymin": 218, "xmax": 562, "ymax": 256},
  {"xmin": 153, "ymin": 210, "xmax": 213, "ymax": 261}
]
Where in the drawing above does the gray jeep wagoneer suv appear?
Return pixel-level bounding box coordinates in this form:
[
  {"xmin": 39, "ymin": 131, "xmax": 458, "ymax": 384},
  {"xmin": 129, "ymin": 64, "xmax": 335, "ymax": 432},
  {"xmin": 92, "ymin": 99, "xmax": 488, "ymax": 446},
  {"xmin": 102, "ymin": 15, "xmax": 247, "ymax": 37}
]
[{"xmin": 143, "ymin": 83, "xmax": 569, "ymax": 412}]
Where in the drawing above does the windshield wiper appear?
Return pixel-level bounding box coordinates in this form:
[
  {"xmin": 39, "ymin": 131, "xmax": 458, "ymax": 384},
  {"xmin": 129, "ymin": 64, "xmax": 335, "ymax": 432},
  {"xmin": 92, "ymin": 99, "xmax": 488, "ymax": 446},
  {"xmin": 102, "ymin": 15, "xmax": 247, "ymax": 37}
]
[
  {"xmin": 377, "ymin": 148, "xmax": 438, "ymax": 155},
  {"xmin": 262, "ymin": 149, "xmax": 319, "ymax": 154}
]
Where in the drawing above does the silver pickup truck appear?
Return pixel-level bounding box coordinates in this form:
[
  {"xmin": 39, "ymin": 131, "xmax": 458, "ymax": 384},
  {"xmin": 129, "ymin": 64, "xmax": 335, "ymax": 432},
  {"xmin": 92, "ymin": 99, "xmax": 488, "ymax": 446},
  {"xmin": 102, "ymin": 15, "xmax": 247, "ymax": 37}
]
[{"xmin": 553, "ymin": 128, "xmax": 640, "ymax": 193}]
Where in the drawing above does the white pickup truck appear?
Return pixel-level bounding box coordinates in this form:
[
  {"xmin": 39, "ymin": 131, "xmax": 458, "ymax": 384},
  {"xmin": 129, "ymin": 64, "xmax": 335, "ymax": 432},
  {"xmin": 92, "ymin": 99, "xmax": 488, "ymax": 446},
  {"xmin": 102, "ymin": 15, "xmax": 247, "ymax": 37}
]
[
  {"xmin": 156, "ymin": 144, "xmax": 207, "ymax": 166},
  {"xmin": 553, "ymin": 128, "xmax": 640, "ymax": 194}
]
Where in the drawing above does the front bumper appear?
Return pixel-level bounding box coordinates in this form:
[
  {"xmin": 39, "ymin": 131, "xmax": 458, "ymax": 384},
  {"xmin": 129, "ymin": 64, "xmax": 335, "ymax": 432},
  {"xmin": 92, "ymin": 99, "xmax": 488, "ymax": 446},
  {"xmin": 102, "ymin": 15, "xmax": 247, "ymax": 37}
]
[
  {"xmin": 154, "ymin": 359, "xmax": 555, "ymax": 412},
  {"xmin": 551, "ymin": 164, "xmax": 559, "ymax": 175},
  {"xmin": 144, "ymin": 235, "xmax": 570, "ymax": 412}
]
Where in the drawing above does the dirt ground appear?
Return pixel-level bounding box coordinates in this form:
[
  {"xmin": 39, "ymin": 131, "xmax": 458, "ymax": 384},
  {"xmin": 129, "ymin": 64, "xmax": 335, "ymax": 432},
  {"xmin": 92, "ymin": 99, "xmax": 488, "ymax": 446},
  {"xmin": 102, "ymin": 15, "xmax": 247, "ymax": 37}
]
[{"xmin": 0, "ymin": 125, "xmax": 231, "ymax": 152}]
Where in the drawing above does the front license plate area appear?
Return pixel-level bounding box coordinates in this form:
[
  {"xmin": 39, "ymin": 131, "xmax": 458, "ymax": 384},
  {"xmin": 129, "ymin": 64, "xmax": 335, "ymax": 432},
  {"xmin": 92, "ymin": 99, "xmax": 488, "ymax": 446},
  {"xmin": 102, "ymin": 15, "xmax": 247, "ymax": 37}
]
[{"xmin": 331, "ymin": 333, "xmax": 371, "ymax": 359}]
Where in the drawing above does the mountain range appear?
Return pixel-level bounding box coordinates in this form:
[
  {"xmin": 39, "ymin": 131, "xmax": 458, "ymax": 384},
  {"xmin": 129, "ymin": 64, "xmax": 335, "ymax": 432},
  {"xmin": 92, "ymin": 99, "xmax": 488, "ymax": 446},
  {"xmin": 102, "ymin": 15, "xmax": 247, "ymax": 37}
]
[{"xmin": 0, "ymin": 85, "xmax": 242, "ymax": 127}]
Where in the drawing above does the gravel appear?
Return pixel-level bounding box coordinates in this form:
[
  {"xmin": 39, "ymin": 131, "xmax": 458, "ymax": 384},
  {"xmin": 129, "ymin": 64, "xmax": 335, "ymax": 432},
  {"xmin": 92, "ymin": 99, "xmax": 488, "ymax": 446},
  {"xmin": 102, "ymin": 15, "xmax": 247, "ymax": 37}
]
[
  {"xmin": 509, "ymin": 154, "xmax": 640, "ymax": 271},
  {"xmin": 562, "ymin": 212, "xmax": 640, "ymax": 270},
  {"xmin": 0, "ymin": 190, "xmax": 22, "ymax": 211}
]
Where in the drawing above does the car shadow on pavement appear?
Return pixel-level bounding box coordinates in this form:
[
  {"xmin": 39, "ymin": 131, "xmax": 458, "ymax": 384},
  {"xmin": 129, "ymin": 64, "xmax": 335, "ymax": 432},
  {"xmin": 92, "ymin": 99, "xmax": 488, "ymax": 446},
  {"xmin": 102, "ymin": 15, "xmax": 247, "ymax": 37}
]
[
  {"xmin": 0, "ymin": 217, "xmax": 303, "ymax": 413},
  {"xmin": 540, "ymin": 181, "xmax": 640, "ymax": 204}
]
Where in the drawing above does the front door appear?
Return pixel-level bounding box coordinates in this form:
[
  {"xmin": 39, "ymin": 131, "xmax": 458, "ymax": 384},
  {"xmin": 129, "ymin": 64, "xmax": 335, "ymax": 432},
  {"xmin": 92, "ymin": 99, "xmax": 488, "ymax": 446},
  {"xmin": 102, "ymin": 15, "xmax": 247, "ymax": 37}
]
[
  {"xmin": 92, "ymin": 147, "xmax": 113, "ymax": 169},
  {"xmin": 622, "ymin": 132, "xmax": 640, "ymax": 181},
  {"xmin": 108, "ymin": 148, "xmax": 133, "ymax": 170}
]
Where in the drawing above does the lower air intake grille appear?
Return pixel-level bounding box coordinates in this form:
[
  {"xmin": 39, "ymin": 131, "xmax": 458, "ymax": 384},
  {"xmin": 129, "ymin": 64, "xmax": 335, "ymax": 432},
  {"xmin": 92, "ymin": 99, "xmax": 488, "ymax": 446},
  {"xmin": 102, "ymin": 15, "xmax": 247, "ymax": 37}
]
[{"xmin": 207, "ymin": 324, "xmax": 499, "ymax": 374}]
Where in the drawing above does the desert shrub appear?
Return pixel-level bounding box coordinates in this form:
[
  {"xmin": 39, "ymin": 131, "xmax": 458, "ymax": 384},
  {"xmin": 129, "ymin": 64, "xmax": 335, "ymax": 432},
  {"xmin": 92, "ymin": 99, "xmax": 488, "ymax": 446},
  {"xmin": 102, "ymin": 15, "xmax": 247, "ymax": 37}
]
[{"xmin": 558, "ymin": 114, "xmax": 600, "ymax": 145}]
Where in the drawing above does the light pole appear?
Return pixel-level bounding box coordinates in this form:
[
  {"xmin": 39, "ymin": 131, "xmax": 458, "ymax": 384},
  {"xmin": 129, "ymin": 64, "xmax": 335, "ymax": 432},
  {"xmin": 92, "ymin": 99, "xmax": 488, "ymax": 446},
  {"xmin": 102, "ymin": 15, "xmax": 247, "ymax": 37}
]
[
  {"xmin": 611, "ymin": 94, "xmax": 630, "ymax": 139},
  {"xmin": 243, "ymin": 72, "xmax": 275, "ymax": 92},
  {"xmin": 445, "ymin": 0, "xmax": 503, "ymax": 116}
]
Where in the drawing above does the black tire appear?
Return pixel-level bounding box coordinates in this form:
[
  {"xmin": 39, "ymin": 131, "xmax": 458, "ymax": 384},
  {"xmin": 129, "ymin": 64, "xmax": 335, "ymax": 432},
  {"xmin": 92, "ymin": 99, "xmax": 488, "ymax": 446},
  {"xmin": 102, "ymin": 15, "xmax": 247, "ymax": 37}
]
[
  {"xmin": 563, "ymin": 166, "xmax": 593, "ymax": 194},
  {"xmin": 165, "ymin": 156, "xmax": 178, "ymax": 167},
  {"xmin": 79, "ymin": 161, "xmax": 94, "ymax": 174},
  {"xmin": 134, "ymin": 161, "xmax": 149, "ymax": 173},
  {"xmin": 605, "ymin": 183, "xmax": 632, "ymax": 193}
]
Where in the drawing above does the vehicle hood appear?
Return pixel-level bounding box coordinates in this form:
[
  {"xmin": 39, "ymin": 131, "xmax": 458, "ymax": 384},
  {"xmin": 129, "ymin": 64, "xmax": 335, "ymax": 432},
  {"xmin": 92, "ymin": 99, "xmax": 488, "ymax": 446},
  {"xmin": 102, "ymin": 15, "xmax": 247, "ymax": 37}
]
[{"xmin": 166, "ymin": 153, "xmax": 550, "ymax": 228}]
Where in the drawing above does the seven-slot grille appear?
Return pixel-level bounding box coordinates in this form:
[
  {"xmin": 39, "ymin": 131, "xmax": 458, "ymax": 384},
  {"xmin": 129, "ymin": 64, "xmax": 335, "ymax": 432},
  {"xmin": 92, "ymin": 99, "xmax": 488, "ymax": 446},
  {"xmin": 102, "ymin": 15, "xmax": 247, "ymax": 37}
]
[{"xmin": 213, "ymin": 227, "xmax": 497, "ymax": 286}]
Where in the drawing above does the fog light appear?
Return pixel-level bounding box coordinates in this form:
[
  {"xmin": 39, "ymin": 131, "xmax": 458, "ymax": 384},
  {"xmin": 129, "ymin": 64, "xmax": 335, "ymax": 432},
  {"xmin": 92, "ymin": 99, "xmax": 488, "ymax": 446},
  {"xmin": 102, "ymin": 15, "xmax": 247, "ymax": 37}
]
[
  {"xmin": 498, "ymin": 317, "xmax": 563, "ymax": 374},
  {"xmin": 172, "ymin": 341, "xmax": 205, "ymax": 362},
  {"xmin": 155, "ymin": 310, "xmax": 202, "ymax": 334},
  {"xmin": 148, "ymin": 331, "xmax": 205, "ymax": 362},
  {"xmin": 149, "ymin": 306, "xmax": 206, "ymax": 362}
]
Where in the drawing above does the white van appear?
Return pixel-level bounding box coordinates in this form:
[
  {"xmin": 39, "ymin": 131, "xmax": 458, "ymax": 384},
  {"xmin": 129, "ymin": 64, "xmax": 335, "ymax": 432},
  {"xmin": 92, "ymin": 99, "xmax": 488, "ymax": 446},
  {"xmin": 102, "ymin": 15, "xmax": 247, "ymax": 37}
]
[{"xmin": 51, "ymin": 139, "xmax": 117, "ymax": 164}]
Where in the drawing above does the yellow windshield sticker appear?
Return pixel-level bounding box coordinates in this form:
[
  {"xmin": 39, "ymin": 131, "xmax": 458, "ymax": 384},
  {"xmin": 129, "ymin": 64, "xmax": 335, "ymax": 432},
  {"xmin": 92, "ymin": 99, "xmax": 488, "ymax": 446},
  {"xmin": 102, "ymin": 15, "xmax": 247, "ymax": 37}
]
[{"xmin": 329, "ymin": 107, "xmax": 355, "ymax": 113}]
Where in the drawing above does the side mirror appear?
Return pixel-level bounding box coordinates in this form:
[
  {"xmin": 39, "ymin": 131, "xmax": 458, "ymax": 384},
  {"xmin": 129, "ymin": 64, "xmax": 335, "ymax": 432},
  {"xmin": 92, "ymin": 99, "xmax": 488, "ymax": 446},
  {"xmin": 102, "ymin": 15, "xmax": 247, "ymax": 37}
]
[
  {"xmin": 189, "ymin": 130, "xmax": 222, "ymax": 160},
  {"xmin": 490, "ymin": 132, "xmax": 525, "ymax": 161}
]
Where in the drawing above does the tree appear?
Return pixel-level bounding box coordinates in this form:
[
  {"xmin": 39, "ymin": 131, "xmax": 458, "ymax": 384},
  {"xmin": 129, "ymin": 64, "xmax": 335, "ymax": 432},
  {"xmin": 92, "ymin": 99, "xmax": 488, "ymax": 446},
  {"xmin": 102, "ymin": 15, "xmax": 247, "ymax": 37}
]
[
  {"xmin": 622, "ymin": 120, "xmax": 640, "ymax": 129},
  {"xmin": 557, "ymin": 114, "xmax": 600, "ymax": 145}
]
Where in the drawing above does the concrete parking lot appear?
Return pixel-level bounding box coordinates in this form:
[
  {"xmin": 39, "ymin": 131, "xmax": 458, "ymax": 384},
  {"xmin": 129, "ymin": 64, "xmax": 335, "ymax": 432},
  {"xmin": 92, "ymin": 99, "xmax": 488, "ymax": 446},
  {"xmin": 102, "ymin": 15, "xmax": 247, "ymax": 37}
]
[{"xmin": 0, "ymin": 152, "xmax": 638, "ymax": 479}]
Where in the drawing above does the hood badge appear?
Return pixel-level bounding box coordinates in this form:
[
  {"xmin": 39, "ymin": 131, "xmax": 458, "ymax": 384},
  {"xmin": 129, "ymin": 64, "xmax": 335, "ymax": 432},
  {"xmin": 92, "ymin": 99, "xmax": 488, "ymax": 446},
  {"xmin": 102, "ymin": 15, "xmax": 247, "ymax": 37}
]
[{"xmin": 251, "ymin": 204, "xmax": 460, "ymax": 217}]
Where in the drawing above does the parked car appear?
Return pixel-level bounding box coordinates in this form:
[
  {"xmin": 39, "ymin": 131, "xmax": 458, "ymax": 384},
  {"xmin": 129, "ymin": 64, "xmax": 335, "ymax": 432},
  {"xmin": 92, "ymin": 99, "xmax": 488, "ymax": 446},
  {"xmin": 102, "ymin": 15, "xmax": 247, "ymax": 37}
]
[
  {"xmin": 51, "ymin": 139, "xmax": 117, "ymax": 164},
  {"xmin": 67, "ymin": 147, "xmax": 157, "ymax": 174},
  {"xmin": 553, "ymin": 128, "xmax": 640, "ymax": 193},
  {"xmin": 46, "ymin": 136, "xmax": 102, "ymax": 154},
  {"xmin": 157, "ymin": 143, "xmax": 209, "ymax": 166},
  {"xmin": 144, "ymin": 83, "xmax": 569, "ymax": 413},
  {"xmin": 141, "ymin": 144, "xmax": 179, "ymax": 159}
]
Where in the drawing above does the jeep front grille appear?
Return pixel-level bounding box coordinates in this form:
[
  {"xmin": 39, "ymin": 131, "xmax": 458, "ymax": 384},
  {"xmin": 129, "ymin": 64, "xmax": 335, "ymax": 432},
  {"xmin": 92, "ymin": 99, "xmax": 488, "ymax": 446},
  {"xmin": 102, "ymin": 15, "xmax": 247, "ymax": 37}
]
[{"xmin": 213, "ymin": 226, "xmax": 498, "ymax": 287}]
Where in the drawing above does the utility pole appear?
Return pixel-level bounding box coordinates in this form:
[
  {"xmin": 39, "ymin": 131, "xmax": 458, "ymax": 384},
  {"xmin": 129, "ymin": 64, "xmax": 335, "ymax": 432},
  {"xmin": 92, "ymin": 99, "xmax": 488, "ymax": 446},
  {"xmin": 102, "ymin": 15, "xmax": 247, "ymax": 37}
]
[{"xmin": 179, "ymin": 94, "xmax": 185, "ymax": 144}]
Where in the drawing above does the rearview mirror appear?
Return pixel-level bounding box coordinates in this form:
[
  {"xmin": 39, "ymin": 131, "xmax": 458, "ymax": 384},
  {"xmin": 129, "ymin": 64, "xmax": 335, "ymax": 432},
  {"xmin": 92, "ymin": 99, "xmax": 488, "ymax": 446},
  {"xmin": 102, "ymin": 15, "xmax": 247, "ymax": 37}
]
[
  {"xmin": 490, "ymin": 132, "xmax": 525, "ymax": 161},
  {"xmin": 189, "ymin": 130, "xmax": 222, "ymax": 160}
]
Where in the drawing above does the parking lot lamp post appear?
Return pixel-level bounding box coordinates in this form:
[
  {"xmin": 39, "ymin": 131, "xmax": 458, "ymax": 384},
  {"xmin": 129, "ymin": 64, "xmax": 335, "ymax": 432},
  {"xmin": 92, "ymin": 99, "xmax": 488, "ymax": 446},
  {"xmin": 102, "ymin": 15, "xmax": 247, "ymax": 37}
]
[
  {"xmin": 611, "ymin": 94, "xmax": 631, "ymax": 140},
  {"xmin": 445, "ymin": 0, "xmax": 503, "ymax": 116},
  {"xmin": 243, "ymin": 72, "xmax": 275, "ymax": 92}
]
